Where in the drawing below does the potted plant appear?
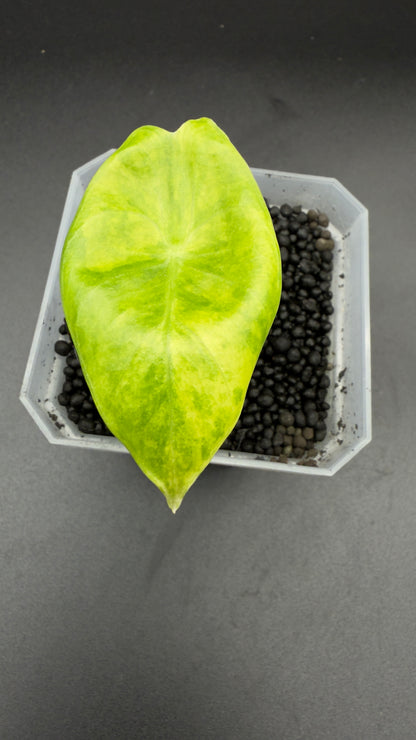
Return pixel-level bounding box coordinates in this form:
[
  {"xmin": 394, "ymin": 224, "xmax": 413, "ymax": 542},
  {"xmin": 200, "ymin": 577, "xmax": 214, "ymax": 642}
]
[{"xmin": 20, "ymin": 118, "xmax": 371, "ymax": 512}]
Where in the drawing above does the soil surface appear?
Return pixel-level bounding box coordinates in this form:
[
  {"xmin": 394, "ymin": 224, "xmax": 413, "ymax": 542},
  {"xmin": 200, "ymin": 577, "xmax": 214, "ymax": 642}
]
[{"xmin": 55, "ymin": 201, "xmax": 335, "ymax": 463}]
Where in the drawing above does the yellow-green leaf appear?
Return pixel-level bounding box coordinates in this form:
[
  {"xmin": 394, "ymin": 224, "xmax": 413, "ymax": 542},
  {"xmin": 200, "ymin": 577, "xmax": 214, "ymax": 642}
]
[{"xmin": 60, "ymin": 118, "xmax": 281, "ymax": 511}]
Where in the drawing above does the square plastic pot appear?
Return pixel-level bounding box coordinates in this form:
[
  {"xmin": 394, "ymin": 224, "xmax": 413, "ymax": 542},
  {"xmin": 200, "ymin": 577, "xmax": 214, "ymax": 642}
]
[{"xmin": 20, "ymin": 151, "xmax": 371, "ymax": 477}]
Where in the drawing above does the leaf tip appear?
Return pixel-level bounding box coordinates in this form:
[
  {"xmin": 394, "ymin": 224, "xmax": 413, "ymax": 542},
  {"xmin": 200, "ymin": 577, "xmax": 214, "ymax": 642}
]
[{"xmin": 165, "ymin": 491, "xmax": 186, "ymax": 514}]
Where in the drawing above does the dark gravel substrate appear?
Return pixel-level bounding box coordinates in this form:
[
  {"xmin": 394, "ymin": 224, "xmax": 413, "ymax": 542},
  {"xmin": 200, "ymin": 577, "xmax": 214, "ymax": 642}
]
[{"xmin": 55, "ymin": 201, "xmax": 334, "ymax": 463}]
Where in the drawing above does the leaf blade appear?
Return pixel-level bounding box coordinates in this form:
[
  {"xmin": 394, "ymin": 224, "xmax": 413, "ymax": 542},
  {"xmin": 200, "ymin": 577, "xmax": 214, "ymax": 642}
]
[{"xmin": 61, "ymin": 118, "xmax": 281, "ymax": 510}]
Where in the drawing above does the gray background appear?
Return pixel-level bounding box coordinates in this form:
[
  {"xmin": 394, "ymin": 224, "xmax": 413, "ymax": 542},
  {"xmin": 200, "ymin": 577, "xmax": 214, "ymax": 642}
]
[{"xmin": 2, "ymin": 1, "xmax": 416, "ymax": 737}]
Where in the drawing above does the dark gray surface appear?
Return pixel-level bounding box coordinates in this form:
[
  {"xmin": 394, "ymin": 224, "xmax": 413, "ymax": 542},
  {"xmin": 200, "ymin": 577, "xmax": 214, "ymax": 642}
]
[{"xmin": 2, "ymin": 1, "xmax": 416, "ymax": 737}]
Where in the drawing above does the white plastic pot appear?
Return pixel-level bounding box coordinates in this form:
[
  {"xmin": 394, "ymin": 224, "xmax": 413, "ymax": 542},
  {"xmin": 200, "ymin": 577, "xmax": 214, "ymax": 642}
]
[{"xmin": 20, "ymin": 151, "xmax": 371, "ymax": 476}]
